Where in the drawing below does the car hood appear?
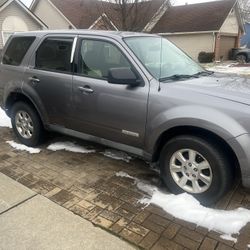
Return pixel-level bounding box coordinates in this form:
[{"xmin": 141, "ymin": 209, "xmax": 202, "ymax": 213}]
[{"xmin": 168, "ymin": 73, "xmax": 250, "ymax": 105}]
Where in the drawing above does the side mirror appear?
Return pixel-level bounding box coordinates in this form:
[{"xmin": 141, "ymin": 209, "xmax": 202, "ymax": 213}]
[{"xmin": 108, "ymin": 67, "xmax": 141, "ymax": 86}]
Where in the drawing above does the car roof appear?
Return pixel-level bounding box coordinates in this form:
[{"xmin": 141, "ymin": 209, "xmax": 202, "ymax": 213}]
[{"xmin": 12, "ymin": 29, "xmax": 159, "ymax": 40}]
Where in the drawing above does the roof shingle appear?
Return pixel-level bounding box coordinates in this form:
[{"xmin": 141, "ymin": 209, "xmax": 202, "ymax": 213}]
[
  {"xmin": 50, "ymin": 0, "xmax": 165, "ymax": 31},
  {"xmin": 151, "ymin": 0, "xmax": 236, "ymax": 33}
]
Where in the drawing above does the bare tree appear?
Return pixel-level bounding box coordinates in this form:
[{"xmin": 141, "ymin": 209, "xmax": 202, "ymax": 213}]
[
  {"xmin": 93, "ymin": 0, "xmax": 171, "ymax": 32},
  {"xmin": 238, "ymin": 0, "xmax": 250, "ymax": 22}
]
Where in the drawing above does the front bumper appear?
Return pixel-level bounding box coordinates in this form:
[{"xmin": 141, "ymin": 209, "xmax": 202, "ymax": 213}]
[{"xmin": 228, "ymin": 133, "xmax": 250, "ymax": 189}]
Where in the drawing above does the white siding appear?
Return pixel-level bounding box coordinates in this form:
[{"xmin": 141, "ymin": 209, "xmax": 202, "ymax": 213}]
[
  {"xmin": 220, "ymin": 8, "xmax": 239, "ymax": 35},
  {"xmin": 219, "ymin": 36, "xmax": 236, "ymax": 60},
  {"xmin": 165, "ymin": 33, "xmax": 214, "ymax": 61},
  {"xmin": 33, "ymin": 0, "xmax": 71, "ymax": 30},
  {"xmin": 0, "ymin": 1, "xmax": 42, "ymax": 48}
]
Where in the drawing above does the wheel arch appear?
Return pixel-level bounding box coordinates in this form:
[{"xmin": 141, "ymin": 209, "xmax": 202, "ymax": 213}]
[
  {"xmin": 152, "ymin": 125, "xmax": 240, "ymax": 175},
  {"xmin": 236, "ymin": 52, "xmax": 248, "ymax": 60},
  {"xmin": 5, "ymin": 92, "xmax": 47, "ymax": 126}
]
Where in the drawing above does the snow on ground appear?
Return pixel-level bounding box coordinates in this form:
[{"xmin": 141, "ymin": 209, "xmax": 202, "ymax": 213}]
[
  {"xmin": 101, "ymin": 149, "xmax": 132, "ymax": 163},
  {"xmin": 220, "ymin": 234, "xmax": 237, "ymax": 243},
  {"xmin": 116, "ymin": 171, "xmax": 250, "ymax": 243},
  {"xmin": 0, "ymin": 108, "xmax": 12, "ymax": 128},
  {"xmin": 6, "ymin": 140, "xmax": 41, "ymax": 154},
  {"xmin": 205, "ymin": 62, "xmax": 250, "ymax": 76},
  {"xmin": 47, "ymin": 141, "xmax": 95, "ymax": 154}
]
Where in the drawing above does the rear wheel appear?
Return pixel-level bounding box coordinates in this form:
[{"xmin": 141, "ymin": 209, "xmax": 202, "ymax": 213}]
[
  {"xmin": 160, "ymin": 135, "xmax": 234, "ymax": 205},
  {"xmin": 11, "ymin": 102, "xmax": 44, "ymax": 147}
]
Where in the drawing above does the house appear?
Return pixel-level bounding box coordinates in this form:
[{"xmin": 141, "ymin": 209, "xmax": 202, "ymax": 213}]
[
  {"xmin": 151, "ymin": 0, "xmax": 245, "ymax": 61},
  {"xmin": 30, "ymin": 0, "xmax": 168, "ymax": 31},
  {"xmin": 30, "ymin": 0, "xmax": 75, "ymax": 29},
  {"xmin": 0, "ymin": 0, "xmax": 47, "ymax": 48},
  {"xmin": 30, "ymin": 0, "xmax": 244, "ymax": 61},
  {"xmin": 241, "ymin": 22, "xmax": 250, "ymax": 48}
]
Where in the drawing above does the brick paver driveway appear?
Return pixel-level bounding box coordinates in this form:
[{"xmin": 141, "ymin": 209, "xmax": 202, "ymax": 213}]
[{"xmin": 0, "ymin": 126, "xmax": 250, "ymax": 250}]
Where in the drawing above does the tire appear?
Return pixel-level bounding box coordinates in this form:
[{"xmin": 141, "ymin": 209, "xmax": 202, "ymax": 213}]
[
  {"xmin": 236, "ymin": 54, "xmax": 247, "ymax": 63},
  {"xmin": 159, "ymin": 135, "xmax": 234, "ymax": 205},
  {"xmin": 11, "ymin": 102, "xmax": 44, "ymax": 147}
]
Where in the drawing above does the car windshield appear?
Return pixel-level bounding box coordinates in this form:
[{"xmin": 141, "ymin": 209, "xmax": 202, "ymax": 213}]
[{"xmin": 124, "ymin": 36, "xmax": 206, "ymax": 82}]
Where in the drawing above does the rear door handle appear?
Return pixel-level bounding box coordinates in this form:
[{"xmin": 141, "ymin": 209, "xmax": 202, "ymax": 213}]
[
  {"xmin": 29, "ymin": 76, "xmax": 40, "ymax": 84},
  {"xmin": 78, "ymin": 86, "xmax": 94, "ymax": 94}
]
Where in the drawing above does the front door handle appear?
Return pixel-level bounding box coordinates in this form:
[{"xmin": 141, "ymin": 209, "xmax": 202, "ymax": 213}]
[
  {"xmin": 29, "ymin": 76, "xmax": 40, "ymax": 84},
  {"xmin": 78, "ymin": 86, "xmax": 94, "ymax": 94}
]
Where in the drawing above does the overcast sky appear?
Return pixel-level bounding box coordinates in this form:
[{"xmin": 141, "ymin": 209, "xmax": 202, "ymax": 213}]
[
  {"xmin": 173, "ymin": 0, "xmax": 217, "ymax": 5},
  {"xmin": 21, "ymin": 0, "xmax": 32, "ymax": 7},
  {"xmin": 21, "ymin": 0, "xmax": 218, "ymax": 8}
]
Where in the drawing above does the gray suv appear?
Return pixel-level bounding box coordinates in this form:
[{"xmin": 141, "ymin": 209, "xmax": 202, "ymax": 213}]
[{"xmin": 1, "ymin": 30, "xmax": 250, "ymax": 205}]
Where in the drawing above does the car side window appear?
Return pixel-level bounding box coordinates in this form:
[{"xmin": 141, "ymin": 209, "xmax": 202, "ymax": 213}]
[
  {"xmin": 2, "ymin": 36, "xmax": 35, "ymax": 66},
  {"xmin": 35, "ymin": 37, "xmax": 73, "ymax": 73},
  {"xmin": 77, "ymin": 39, "xmax": 131, "ymax": 79}
]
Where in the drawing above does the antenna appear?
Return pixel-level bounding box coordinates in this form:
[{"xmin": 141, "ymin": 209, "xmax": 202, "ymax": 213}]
[{"xmin": 158, "ymin": 37, "xmax": 163, "ymax": 92}]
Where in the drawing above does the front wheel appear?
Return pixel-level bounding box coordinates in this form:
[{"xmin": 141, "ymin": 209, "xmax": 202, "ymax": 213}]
[
  {"xmin": 236, "ymin": 54, "xmax": 247, "ymax": 63},
  {"xmin": 11, "ymin": 102, "xmax": 44, "ymax": 147},
  {"xmin": 160, "ymin": 135, "xmax": 234, "ymax": 205}
]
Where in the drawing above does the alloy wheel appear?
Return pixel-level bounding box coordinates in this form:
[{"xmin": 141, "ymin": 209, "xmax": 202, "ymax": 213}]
[
  {"xmin": 15, "ymin": 111, "xmax": 34, "ymax": 139},
  {"xmin": 169, "ymin": 149, "xmax": 213, "ymax": 193}
]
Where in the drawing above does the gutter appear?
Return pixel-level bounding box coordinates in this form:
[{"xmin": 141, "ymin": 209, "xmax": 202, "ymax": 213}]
[{"xmin": 157, "ymin": 30, "xmax": 219, "ymax": 36}]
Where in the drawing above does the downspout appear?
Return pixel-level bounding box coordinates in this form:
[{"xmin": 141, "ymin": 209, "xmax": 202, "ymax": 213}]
[{"xmin": 212, "ymin": 32, "xmax": 215, "ymax": 52}]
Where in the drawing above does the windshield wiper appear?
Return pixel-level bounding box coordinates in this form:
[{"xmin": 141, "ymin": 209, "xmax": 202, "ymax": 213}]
[
  {"xmin": 192, "ymin": 70, "xmax": 214, "ymax": 77},
  {"xmin": 159, "ymin": 74, "xmax": 196, "ymax": 82},
  {"xmin": 159, "ymin": 71, "xmax": 214, "ymax": 82}
]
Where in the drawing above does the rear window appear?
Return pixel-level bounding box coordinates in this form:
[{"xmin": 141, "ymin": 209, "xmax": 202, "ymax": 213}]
[{"xmin": 2, "ymin": 36, "xmax": 35, "ymax": 66}]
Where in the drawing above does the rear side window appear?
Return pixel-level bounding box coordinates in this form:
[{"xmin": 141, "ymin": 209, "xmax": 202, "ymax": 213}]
[
  {"xmin": 2, "ymin": 36, "xmax": 35, "ymax": 66},
  {"xmin": 35, "ymin": 37, "xmax": 73, "ymax": 73}
]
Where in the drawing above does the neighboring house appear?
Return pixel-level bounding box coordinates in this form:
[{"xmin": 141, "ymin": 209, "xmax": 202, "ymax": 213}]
[
  {"xmin": 30, "ymin": 0, "xmax": 168, "ymax": 31},
  {"xmin": 241, "ymin": 22, "xmax": 250, "ymax": 48},
  {"xmin": 0, "ymin": 0, "xmax": 47, "ymax": 49},
  {"xmin": 151, "ymin": 0, "xmax": 245, "ymax": 61},
  {"xmin": 30, "ymin": 0, "xmax": 244, "ymax": 61},
  {"xmin": 30, "ymin": 0, "xmax": 75, "ymax": 29}
]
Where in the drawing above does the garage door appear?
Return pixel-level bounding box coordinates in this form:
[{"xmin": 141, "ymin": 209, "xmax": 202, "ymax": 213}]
[{"xmin": 220, "ymin": 36, "xmax": 236, "ymax": 60}]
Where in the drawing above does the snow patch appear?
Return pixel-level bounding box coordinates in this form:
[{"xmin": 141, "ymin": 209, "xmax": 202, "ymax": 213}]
[
  {"xmin": 6, "ymin": 141, "xmax": 41, "ymax": 154},
  {"xmin": 0, "ymin": 108, "xmax": 12, "ymax": 128},
  {"xmin": 116, "ymin": 171, "xmax": 134, "ymax": 179},
  {"xmin": 209, "ymin": 64, "xmax": 250, "ymax": 75},
  {"xmin": 47, "ymin": 141, "xmax": 95, "ymax": 154},
  {"xmin": 116, "ymin": 171, "xmax": 156, "ymax": 196},
  {"xmin": 116, "ymin": 171, "xmax": 250, "ymax": 241},
  {"xmin": 102, "ymin": 149, "xmax": 132, "ymax": 162},
  {"xmin": 220, "ymin": 234, "xmax": 237, "ymax": 243}
]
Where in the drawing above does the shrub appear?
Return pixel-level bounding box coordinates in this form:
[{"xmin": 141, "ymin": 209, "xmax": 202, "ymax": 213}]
[{"xmin": 198, "ymin": 51, "xmax": 215, "ymax": 63}]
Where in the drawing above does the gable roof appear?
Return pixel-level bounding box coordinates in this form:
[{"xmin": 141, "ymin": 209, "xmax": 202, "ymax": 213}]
[
  {"xmin": 89, "ymin": 13, "xmax": 118, "ymax": 31},
  {"xmin": 0, "ymin": 0, "xmax": 47, "ymax": 28},
  {"xmin": 0, "ymin": 0, "xmax": 7, "ymax": 6},
  {"xmin": 151, "ymin": 0, "xmax": 239, "ymax": 34},
  {"xmin": 38, "ymin": 0, "xmax": 166, "ymax": 31}
]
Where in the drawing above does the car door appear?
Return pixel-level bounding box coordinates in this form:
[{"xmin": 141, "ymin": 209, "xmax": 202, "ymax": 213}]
[
  {"xmin": 71, "ymin": 37, "xmax": 149, "ymax": 148},
  {"xmin": 24, "ymin": 35, "xmax": 75, "ymax": 126}
]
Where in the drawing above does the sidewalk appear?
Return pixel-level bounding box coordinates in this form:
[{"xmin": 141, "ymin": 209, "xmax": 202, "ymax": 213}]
[{"xmin": 0, "ymin": 173, "xmax": 135, "ymax": 250}]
